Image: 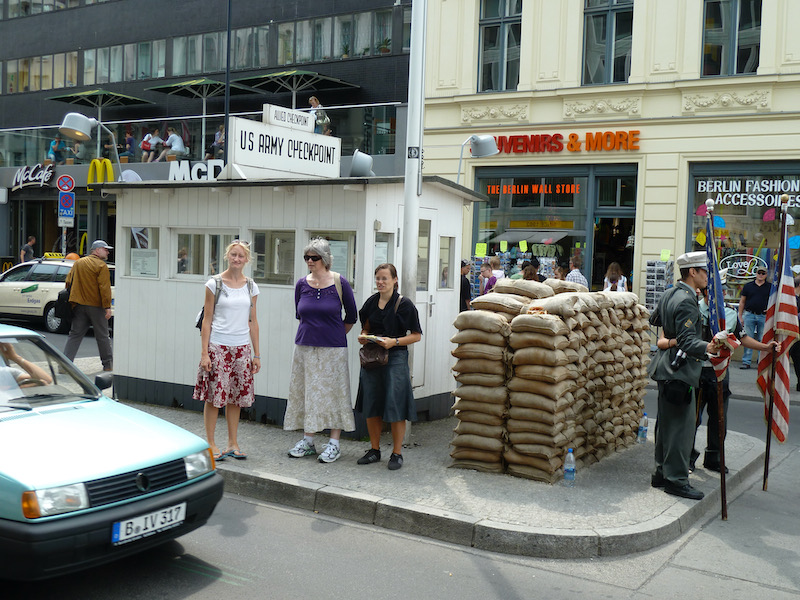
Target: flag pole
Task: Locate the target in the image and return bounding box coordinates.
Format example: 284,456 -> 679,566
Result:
763,193 -> 789,491
706,198 -> 728,519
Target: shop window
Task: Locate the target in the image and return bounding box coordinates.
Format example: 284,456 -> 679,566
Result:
478,0 -> 522,92
127,227 -> 159,278
598,175 -> 636,207
438,236 -> 455,289
702,0 -> 761,77
582,0 -> 633,85
417,220 -> 431,291
307,231 -> 357,286
252,230 -> 295,285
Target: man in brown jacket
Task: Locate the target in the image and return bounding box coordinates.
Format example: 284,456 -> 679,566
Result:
64,240 -> 113,371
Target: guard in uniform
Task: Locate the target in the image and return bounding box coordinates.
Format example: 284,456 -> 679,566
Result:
648,251 -> 717,500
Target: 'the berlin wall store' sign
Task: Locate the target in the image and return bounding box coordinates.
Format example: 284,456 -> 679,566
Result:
228,115 -> 341,179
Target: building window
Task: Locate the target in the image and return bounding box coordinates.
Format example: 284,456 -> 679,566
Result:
233,26 -> 270,69
334,15 -> 354,58
417,220 -> 431,291
278,22 -> 295,66
478,0 -> 522,92
438,237 -> 455,289
373,9 -> 392,55
174,232 -> 235,277
252,230 -> 295,285
402,6 -> 412,52
582,0 -> 633,85
127,227 -> 159,278
702,0 -> 761,76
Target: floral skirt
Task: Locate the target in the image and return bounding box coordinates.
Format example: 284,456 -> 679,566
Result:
193,342 -> 254,409
284,345 -> 355,433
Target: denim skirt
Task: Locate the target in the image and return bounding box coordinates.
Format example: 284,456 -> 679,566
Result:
355,347 -> 417,423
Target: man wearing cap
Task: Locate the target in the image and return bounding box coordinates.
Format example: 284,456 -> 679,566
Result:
658,269 -> 778,474
64,240 -> 114,371
460,260 -> 472,312
737,266 -> 770,369
649,251 -> 718,500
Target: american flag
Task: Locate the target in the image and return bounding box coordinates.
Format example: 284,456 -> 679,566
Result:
705,216 -> 740,380
756,219 -> 800,443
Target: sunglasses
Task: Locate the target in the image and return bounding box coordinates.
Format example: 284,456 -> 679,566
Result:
303,255 -> 322,262
756,270 -> 767,275
232,239 -> 250,246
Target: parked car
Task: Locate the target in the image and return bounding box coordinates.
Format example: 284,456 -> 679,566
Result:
0,324 -> 223,581
0,258 -> 115,334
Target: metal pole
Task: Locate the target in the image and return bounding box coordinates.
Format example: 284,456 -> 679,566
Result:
223,0 -> 232,164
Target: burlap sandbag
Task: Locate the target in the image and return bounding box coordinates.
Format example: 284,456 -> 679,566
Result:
449,459 -> 505,474
452,358 -> 505,376
507,418 -> 565,436
493,277 -> 555,299
510,313 -> 569,336
514,363 -> 579,383
451,343 -> 505,361
503,448 -> 562,472
453,385 -> 508,405
509,390 -> 572,412
456,410 -> 505,427
527,295 -> 578,318
450,447 -> 503,463
544,278 -> 589,294
512,347 -> 570,367
454,420 -> 505,440
509,332 -> 570,350
450,329 -> 507,347
452,398 -> 507,417
513,443 -> 562,459
508,431 -> 569,447
454,372 -> 506,387
508,406 -> 566,424
471,292 -> 528,314
573,292 -> 600,313
450,433 -> 505,453
507,377 -> 577,398
453,310 -> 511,335
506,463 -> 561,484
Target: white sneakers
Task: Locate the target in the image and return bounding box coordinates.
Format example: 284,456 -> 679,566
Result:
288,438 -> 342,463
318,443 -> 341,463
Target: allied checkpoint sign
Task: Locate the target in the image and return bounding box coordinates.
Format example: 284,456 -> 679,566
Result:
227,115 -> 340,179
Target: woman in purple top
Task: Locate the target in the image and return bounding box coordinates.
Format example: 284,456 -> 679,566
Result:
285,238 -> 358,463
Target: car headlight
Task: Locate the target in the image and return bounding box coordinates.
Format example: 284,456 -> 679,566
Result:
22,483 -> 89,519
184,449 -> 214,479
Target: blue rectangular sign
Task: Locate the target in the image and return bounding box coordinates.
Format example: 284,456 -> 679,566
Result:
58,192 -> 75,218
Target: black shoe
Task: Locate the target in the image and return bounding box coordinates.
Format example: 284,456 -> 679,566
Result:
664,483 -> 704,500
388,453 -> 403,470
689,459 -> 696,474
703,461 -> 729,474
357,448 -> 381,465
651,473 -> 666,488
740,364 -> 750,370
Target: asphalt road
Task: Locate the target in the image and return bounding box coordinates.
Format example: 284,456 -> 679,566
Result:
0,316 -> 102,359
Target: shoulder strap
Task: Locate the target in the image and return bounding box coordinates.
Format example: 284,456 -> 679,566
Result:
393,294 -> 403,314
331,271 -> 343,305
246,277 -> 253,297
212,275 -> 223,307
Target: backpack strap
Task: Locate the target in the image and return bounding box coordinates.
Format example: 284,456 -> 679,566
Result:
211,275 -> 223,313
331,271 -> 343,305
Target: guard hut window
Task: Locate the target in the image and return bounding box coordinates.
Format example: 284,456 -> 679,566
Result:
126,227 -> 160,278
582,0 -> 633,86
702,0 -> 761,77
252,230 -> 295,286
478,0 -> 522,92
439,236 -> 455,289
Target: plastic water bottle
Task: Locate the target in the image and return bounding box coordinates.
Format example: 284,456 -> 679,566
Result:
637,412 -> 648,444
563,448 -> 576,487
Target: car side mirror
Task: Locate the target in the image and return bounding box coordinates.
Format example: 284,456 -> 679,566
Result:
94,372 -> 113,390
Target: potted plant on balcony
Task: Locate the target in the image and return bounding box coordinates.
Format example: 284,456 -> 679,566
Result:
341,43 -> 350,59
377,38 -> 391,54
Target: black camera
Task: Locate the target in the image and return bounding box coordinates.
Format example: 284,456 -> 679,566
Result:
670,349 -> 688,370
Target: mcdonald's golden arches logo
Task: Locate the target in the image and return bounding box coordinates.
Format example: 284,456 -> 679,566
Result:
87,158 -> 114,190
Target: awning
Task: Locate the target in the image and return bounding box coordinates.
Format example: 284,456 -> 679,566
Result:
233,69 -> 359,109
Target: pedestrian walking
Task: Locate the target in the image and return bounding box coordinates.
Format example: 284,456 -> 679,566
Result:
648,251 -> 718,500
355,264 -> 422,470
63,240 -> 114,372
566,255 -> 589,288
19,235 -> 35,263
193,240 -> 260,462
284,238 -> 358,464
737,265 -> 770,369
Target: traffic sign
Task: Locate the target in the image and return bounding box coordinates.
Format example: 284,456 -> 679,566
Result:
57,174 -> 75,192
59,191 -> 75,218
58,217 -> 74,228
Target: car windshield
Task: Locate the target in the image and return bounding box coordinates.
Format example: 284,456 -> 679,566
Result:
0,336 -> 99,408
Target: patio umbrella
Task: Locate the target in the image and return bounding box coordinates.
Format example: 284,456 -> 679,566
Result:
49,89 -> 152,155
233,69 -> 359,109
147,78 -> 260,157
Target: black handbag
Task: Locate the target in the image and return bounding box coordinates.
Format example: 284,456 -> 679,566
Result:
55,286 -> 72,321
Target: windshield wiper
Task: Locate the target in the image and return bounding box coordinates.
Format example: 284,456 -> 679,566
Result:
1,403 -> 33,412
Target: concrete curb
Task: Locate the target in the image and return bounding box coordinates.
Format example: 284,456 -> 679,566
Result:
217,444 -> 765,558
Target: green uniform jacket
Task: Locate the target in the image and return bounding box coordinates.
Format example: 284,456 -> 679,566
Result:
648,281 -> 708,387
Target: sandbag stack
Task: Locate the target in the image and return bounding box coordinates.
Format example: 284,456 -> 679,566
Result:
449,278 -> 651,484
449,310 -> 513,473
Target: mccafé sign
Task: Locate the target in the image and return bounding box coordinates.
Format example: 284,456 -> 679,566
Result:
494,130 -> 640,154
11,163 -> 54,191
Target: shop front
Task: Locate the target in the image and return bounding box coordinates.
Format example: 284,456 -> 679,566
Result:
473,163 -> 637,290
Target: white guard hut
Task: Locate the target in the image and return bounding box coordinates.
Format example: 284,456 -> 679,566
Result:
103,174 -> 482,435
